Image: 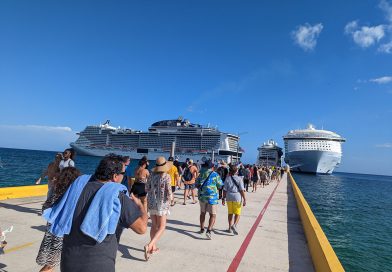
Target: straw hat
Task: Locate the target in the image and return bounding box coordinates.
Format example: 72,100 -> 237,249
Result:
152,156 -> 173,173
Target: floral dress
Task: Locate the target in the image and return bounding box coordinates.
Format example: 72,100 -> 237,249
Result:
36,194 -> 63,267
146,172 -> 172,216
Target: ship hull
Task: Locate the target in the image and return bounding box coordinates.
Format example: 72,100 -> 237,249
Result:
284,150 -> 341,174
70,143 -> 235,163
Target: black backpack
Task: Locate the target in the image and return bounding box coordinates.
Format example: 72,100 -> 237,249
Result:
183,167 -> 193,182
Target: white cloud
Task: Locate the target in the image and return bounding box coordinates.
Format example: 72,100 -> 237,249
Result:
0,124 -> 72,132
378,41 -> 392,53
369,76 -> 392,84
345,20 -> 385,48
376,143 -> 392,148
379,0 -> 392,22
291,23 -> 323,51
0,124 -> 76,151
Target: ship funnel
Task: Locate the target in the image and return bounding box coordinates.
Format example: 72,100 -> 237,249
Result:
307,123 -> 315,130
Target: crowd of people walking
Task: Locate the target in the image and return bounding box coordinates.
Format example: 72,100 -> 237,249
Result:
34,151 -> 284,271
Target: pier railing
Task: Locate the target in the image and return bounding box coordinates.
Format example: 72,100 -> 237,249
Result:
288,172 -> 344,272
0,184 -> 48,201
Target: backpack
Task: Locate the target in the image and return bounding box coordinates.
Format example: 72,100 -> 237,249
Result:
183,166 -> 193,182
217,167 -> 227,181
244,169 -> 251,180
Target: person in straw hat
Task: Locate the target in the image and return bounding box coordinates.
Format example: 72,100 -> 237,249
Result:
144,156 -> 173,260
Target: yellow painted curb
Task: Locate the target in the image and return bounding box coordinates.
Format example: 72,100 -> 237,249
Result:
0,184 -> 48,201
4,240 -> 39,254
289,172 -> 345,272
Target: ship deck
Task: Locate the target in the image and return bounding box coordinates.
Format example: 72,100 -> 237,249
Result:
0,174 -> 314,272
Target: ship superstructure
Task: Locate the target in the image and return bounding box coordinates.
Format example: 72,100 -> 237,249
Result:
70,118 -> 242,163
257,140 -> 283,167
283,124 -> 345,174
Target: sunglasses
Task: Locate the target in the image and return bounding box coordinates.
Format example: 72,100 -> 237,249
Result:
117,171 -> 126,175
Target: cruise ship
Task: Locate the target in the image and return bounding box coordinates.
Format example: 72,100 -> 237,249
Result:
257,140 -> 283,167
283,124 -> 345,174
70,118 -> 242,163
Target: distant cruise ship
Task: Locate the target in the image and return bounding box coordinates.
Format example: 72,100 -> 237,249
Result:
257,140 -> 283,167
283,124 -> 345,174
70,118 -> 242,163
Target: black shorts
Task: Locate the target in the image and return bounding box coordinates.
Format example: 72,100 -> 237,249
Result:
131,182 -> 147,197
171,186 -> 176,193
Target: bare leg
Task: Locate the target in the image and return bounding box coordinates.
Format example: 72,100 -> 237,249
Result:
207,214 -> 216,231
228,214 -> 234,229
183,189 -> 188,204
200,212 -> 206,230
191,188 -> 197,203
139,196 -> 148,213
234,214 -> 241,225
148,215 -> 167,252
150,215 -> 158,241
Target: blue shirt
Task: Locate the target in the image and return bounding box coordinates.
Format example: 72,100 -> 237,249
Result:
196,169 -> 223,205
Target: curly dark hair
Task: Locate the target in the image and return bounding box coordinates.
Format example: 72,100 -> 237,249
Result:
54,167 -> 81,196
94,155 -> 124,181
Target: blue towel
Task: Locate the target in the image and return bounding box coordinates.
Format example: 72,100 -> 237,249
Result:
43,174 -> 91,237
80,182 -> 128,243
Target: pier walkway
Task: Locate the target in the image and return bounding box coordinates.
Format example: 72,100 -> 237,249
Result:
0,174 -> 314,272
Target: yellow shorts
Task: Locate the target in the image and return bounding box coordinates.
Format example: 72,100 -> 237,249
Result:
227,201 -> 242,215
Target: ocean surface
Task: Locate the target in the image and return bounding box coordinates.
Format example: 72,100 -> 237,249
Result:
293,172 -> 392,272
1,147 -> 391,271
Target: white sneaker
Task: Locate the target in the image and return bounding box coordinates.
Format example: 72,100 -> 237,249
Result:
205,231 -> 212,240
231,225 -> 239,235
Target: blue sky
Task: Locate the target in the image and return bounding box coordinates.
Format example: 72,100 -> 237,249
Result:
0,0 -> 391,175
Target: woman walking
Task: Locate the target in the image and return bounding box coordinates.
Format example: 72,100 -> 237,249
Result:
222,164 -> 246,235
144,157 -> 173,261
132,156 -> 150,213
251,165 -> 259,192
35,153 -> 62,200
36,167 -> 81,272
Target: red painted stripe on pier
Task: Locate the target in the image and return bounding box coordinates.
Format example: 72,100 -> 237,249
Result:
227,179 -> 282,272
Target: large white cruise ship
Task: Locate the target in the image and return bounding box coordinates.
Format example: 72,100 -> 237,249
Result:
283,124 -> 345,174
257,140 -> 283,167
70,118 -> 242,163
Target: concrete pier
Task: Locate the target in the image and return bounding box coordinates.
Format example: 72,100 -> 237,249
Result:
0,174 -> 315,272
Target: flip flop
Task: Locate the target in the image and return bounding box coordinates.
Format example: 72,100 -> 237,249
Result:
144,245 -> 150,261
192,200 -> 198,204
151,248 -> 160,255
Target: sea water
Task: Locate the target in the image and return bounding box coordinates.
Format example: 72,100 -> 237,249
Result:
0,147 -> 391,271
293,172 -> 392,272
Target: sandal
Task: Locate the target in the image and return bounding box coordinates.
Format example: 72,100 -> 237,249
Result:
151,248 -> 160,255
144,245 -> 151,261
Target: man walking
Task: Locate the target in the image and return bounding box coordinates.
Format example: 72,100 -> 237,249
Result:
44,154 -> 147,272
196,160 -> 223,240
182,159 -> 198,205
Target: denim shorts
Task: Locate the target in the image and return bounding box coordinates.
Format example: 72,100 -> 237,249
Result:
184,183 -> 195,190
